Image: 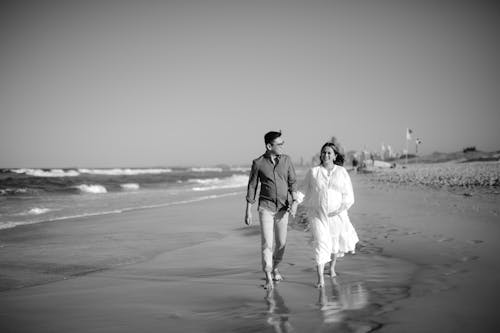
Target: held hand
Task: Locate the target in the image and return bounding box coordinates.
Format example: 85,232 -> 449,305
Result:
289,202 -> 299,218
327,210 -> 340,217
245,210 -> 252,226
328,204 -> 346,217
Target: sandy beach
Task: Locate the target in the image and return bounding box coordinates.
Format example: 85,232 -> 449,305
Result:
1,173 -> 499,332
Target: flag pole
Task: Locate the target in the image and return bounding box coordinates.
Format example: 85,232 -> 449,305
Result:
414,140 -> 417,164
405,138 -> 408,166
405,128 -> 409,166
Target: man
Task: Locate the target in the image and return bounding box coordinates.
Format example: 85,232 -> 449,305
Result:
245,131 -> 299,290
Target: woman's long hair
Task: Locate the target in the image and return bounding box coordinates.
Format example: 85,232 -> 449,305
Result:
319,142 -> 344,166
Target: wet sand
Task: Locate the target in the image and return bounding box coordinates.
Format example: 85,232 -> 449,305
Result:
0,175 -> 499,332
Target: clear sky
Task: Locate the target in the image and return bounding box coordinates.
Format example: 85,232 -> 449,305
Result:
1,0 -> 499,167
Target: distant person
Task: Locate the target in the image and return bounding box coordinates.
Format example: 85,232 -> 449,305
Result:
352,157 -> 358,170
298,142 -> 359,288
245,131 -> 299,290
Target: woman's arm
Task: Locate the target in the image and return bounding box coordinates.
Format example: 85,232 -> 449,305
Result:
328,167 -> 354,216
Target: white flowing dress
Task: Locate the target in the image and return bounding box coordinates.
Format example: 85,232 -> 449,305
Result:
298,165 -> 359,265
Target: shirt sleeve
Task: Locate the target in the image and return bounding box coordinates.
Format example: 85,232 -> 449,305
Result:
341,167 -> 354,210
246,160 -> 259,204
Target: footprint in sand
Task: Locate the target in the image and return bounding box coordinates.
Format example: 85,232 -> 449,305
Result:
467,239 -> 484,245
460,255 -> 479,262
443,268 -> 469,276
357,243 -> 383,255
436,237 -> 454,242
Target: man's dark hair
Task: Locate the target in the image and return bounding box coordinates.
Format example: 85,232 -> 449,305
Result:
264,131 -> 282,145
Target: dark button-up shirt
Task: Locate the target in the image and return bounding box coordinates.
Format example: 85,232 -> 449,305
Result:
246,153 -> 298,212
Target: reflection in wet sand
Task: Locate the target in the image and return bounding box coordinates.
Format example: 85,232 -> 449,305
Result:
318,277 -> 369,328
265,288 -> 293,333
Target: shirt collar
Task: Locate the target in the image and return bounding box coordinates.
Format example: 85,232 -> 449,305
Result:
264,151 -> 280,163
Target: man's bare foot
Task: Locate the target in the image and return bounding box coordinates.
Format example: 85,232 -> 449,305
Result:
264,280 -> 274,290
264,272 -> 274,290
316,281 -> 325,289
272,269 -> 283,282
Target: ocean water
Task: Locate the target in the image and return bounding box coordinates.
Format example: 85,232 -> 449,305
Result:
0,167 -> 250,230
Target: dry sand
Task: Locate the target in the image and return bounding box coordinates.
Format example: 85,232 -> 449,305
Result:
0,175 -> 499,332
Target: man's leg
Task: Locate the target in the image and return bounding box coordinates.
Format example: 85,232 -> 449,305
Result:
272,209 -> 289,281
259,208 -> 275,289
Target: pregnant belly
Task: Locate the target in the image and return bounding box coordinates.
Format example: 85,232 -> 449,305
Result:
327,189 -> 342,213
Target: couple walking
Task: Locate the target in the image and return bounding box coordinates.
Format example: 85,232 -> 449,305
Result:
245,131 -> 359,289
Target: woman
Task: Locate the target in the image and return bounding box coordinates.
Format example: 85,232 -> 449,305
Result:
299,142 -> 359,288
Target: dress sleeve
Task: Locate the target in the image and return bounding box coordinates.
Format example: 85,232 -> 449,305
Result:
341,167 -> 354,210
287,157 -> 298,197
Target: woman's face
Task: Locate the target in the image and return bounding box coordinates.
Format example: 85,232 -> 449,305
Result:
321,146 -> 336,164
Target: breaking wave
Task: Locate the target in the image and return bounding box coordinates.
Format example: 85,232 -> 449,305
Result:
190,167 -> 224,172
75,184 -> 108,194
0,191 -> 243,230
18,207 -> 53,216
191,174 -> 248,191
11,169 -> 80,177
0,188 -> 29,195
9,168 -> 173,177
120,183 -> 140,190
78,168 -> 172,175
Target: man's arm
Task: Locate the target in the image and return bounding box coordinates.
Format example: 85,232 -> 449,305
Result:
245,160 -> 259,225
246,160 -> 259,204
328,167 -> 355,217
245,201 -> 253,225
287,157 -> 299,217
287,157 -> 298,200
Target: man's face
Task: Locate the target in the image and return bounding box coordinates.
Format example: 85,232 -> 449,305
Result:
268,137 -> 285,155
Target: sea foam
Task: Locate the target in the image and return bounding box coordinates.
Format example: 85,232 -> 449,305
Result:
11,168 -> 80,177
190,167 -> 223,172
120,183 -> 140,190
26,207 -> 52,215
0,188 -> 29,195
230,167 -> 251,172
15,207 -> 53,216
191,174 -> 249,191
0,191 -> 244,231
78,168 -> 172,175
75,184 -> 108,194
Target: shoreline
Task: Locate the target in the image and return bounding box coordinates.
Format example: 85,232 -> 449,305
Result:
1,177 -> 499,332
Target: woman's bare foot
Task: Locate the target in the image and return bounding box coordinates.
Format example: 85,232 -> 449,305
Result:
316,280 -> 325,289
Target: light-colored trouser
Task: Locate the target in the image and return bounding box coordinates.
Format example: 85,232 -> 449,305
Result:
259,207 -> 289,273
